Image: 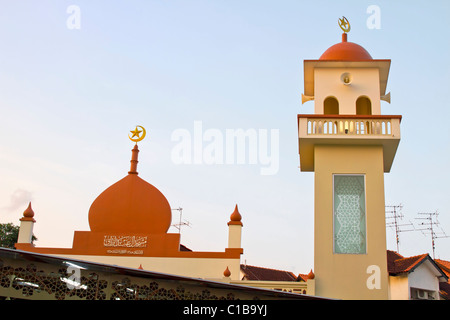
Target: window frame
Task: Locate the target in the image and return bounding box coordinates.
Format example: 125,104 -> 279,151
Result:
332,174 -> 368,255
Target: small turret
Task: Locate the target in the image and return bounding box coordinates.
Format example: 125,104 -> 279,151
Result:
17,202 -> 36,244
227,204 -> 243,249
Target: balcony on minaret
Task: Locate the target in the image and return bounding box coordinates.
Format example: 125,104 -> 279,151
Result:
297,114 -> 401,172
298,29 -> 402,174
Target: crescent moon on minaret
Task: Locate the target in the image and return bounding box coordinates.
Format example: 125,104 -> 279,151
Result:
128,125 -> 147,143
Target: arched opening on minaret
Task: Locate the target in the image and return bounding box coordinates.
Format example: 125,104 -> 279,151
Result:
323,96 -> 339,115
356,96 -> 372,115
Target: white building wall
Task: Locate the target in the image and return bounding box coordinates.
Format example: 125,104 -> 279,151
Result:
408,262 -> 440,292
48,254 -> 242,281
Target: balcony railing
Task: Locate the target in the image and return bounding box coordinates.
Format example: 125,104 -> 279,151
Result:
298,114 -> 402,137
297,114 -> 402,172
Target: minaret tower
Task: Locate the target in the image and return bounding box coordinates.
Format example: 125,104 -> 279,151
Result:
298,17 -> 401,300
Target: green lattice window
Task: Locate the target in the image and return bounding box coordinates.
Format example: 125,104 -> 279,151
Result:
333,175 -> 366,254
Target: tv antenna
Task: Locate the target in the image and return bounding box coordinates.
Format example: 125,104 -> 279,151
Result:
385,204 -> 415,253
415,210 -> 449,259
171,207 -> 191,234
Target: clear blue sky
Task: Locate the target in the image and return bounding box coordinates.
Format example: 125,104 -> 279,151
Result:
0,0 -> 449,274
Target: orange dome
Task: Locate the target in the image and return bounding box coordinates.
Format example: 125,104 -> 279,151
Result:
20,202 -> 35,222
88,144 -> 172,234
223,266 -> 231,278
228,204 -> 243,226
319,33 -> 372,61
23,202 -> 34,218
88,174 -> 172,234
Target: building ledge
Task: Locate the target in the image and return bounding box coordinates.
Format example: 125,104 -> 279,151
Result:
298,114 -> 401,172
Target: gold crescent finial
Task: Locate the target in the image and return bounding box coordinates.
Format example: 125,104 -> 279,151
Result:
128,125 -> 146,143
338,16 -> 351,33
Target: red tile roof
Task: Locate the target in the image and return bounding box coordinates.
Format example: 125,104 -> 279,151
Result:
435,259 -> 450,300
435,259 -> 450,277
296,274 -> 309,282
296,269 -> 315,282
387,250 -> 429,275
387,250 -> 448,278
240,264 -> 299,281
387,251 -> 449,299
440,282 -> 450,300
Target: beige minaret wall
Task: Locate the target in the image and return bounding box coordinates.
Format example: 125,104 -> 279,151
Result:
314,68 -> 381,115
313,145 -> 389,299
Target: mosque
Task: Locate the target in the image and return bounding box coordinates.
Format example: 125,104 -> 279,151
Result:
15,135 -> 244,282
8,18 -> 450,300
